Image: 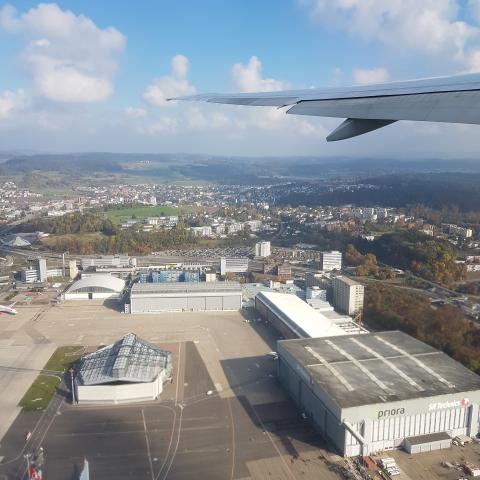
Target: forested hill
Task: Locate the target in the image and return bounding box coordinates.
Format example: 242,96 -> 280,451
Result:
1,153 -> 122,173
277,173 -> 480,211
356,230 -> 465,286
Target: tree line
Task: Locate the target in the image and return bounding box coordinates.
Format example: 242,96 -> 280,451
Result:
365,283 -> 480,373
24,211 -> 116,235
25,212 -> 199,255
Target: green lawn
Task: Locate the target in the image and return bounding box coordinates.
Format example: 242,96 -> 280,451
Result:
104,204 -> 199,224
19,346 -> 83,411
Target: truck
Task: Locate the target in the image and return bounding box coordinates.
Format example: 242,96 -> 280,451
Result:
379,458 -> 401,477
464,462 -> 480,477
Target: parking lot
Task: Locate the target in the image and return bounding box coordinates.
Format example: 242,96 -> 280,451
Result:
0,302 -> 347,479
149,246 -> 253,260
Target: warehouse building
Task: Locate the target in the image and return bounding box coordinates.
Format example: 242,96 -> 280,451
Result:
255,291 -> 353,339
75,333 -> 172,404
64,274 -> 126,300
130,281 -> 242,313
277,331 -> 480,456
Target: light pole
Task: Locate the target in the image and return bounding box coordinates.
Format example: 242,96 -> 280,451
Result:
69,367 -> 76,404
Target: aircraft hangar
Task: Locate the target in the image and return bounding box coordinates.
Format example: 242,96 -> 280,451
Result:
277,331 -> 480,457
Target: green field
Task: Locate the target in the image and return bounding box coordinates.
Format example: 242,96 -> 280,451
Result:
104,204 -> 198,224
41,232 -> 105,247
19,346 -> 83,411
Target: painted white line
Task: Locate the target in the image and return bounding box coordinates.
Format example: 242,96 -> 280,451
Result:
142,409 -> 155,480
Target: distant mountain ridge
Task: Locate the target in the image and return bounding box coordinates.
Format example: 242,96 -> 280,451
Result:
2,152 -> 480,182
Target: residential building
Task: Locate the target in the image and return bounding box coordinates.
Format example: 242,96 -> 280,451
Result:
276,263 -> 291,278
333,276 -> 364,315
319,250 -> 342,272
255,241 -> 271,258
21,267 -> 39,283
37,257 -> 47,283
69,260 -> 78,280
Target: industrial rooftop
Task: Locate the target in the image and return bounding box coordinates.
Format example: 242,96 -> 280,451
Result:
257,290 -> 347,338
279,331 -> 480,408
76,333 -> 172,386
131,281 -> 241,295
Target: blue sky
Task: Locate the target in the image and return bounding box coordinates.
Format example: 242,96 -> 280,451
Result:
1,0 -> 480,157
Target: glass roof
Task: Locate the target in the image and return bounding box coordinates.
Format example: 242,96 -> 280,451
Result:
76,333 -> 172,386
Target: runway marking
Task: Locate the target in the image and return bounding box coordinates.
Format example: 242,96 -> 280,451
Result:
142,409 -> 155,480
155,342 -> 183,480
54,424 -> 226,437
227,396 -> 236,480
160,404 -> 183,480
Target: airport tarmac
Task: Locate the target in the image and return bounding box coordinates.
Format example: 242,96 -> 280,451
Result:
0,302 -> 344,479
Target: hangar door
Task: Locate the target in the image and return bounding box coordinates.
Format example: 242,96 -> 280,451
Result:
187,296 -> 206,311
163,297 -> 188,311
205,296 -> 223,310
223,295 -> 241,310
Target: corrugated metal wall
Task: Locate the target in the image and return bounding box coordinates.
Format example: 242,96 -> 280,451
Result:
369,407 -> 469,445
278,357 -> 345,454
131,293 -> 241,313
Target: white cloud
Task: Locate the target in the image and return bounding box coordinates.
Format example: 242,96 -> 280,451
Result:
231,56 -> 286,92
0,89 -> 28,120
0,3 -> 125,103
303,0 -> 479,68
125,106 -> 147,118
143,54 -> 196,106
185,107 -> 208,129
144,117 -> 177,135
171,54 -> 189,78
138,54 -> 327,140
352,67 -> 390,85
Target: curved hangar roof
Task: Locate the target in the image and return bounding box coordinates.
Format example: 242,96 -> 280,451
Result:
67,274 -> 125,293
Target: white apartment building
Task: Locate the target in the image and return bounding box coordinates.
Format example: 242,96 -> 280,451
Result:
220,257 -> 249,276
255,241 -> 271,258
69,260 -> 78,280
38,258 -> 47,283
333,276 -> 364,316
320,250 -> 342,272
21,267 -> 39,283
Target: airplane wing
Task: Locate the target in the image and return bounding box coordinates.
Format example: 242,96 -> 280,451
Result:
169,73 -> 480,141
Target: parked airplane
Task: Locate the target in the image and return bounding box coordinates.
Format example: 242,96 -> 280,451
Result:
170,72 -> 480,141
0,302 -> 17,315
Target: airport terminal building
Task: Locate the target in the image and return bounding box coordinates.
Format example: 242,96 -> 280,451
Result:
277,331 -> 480,456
